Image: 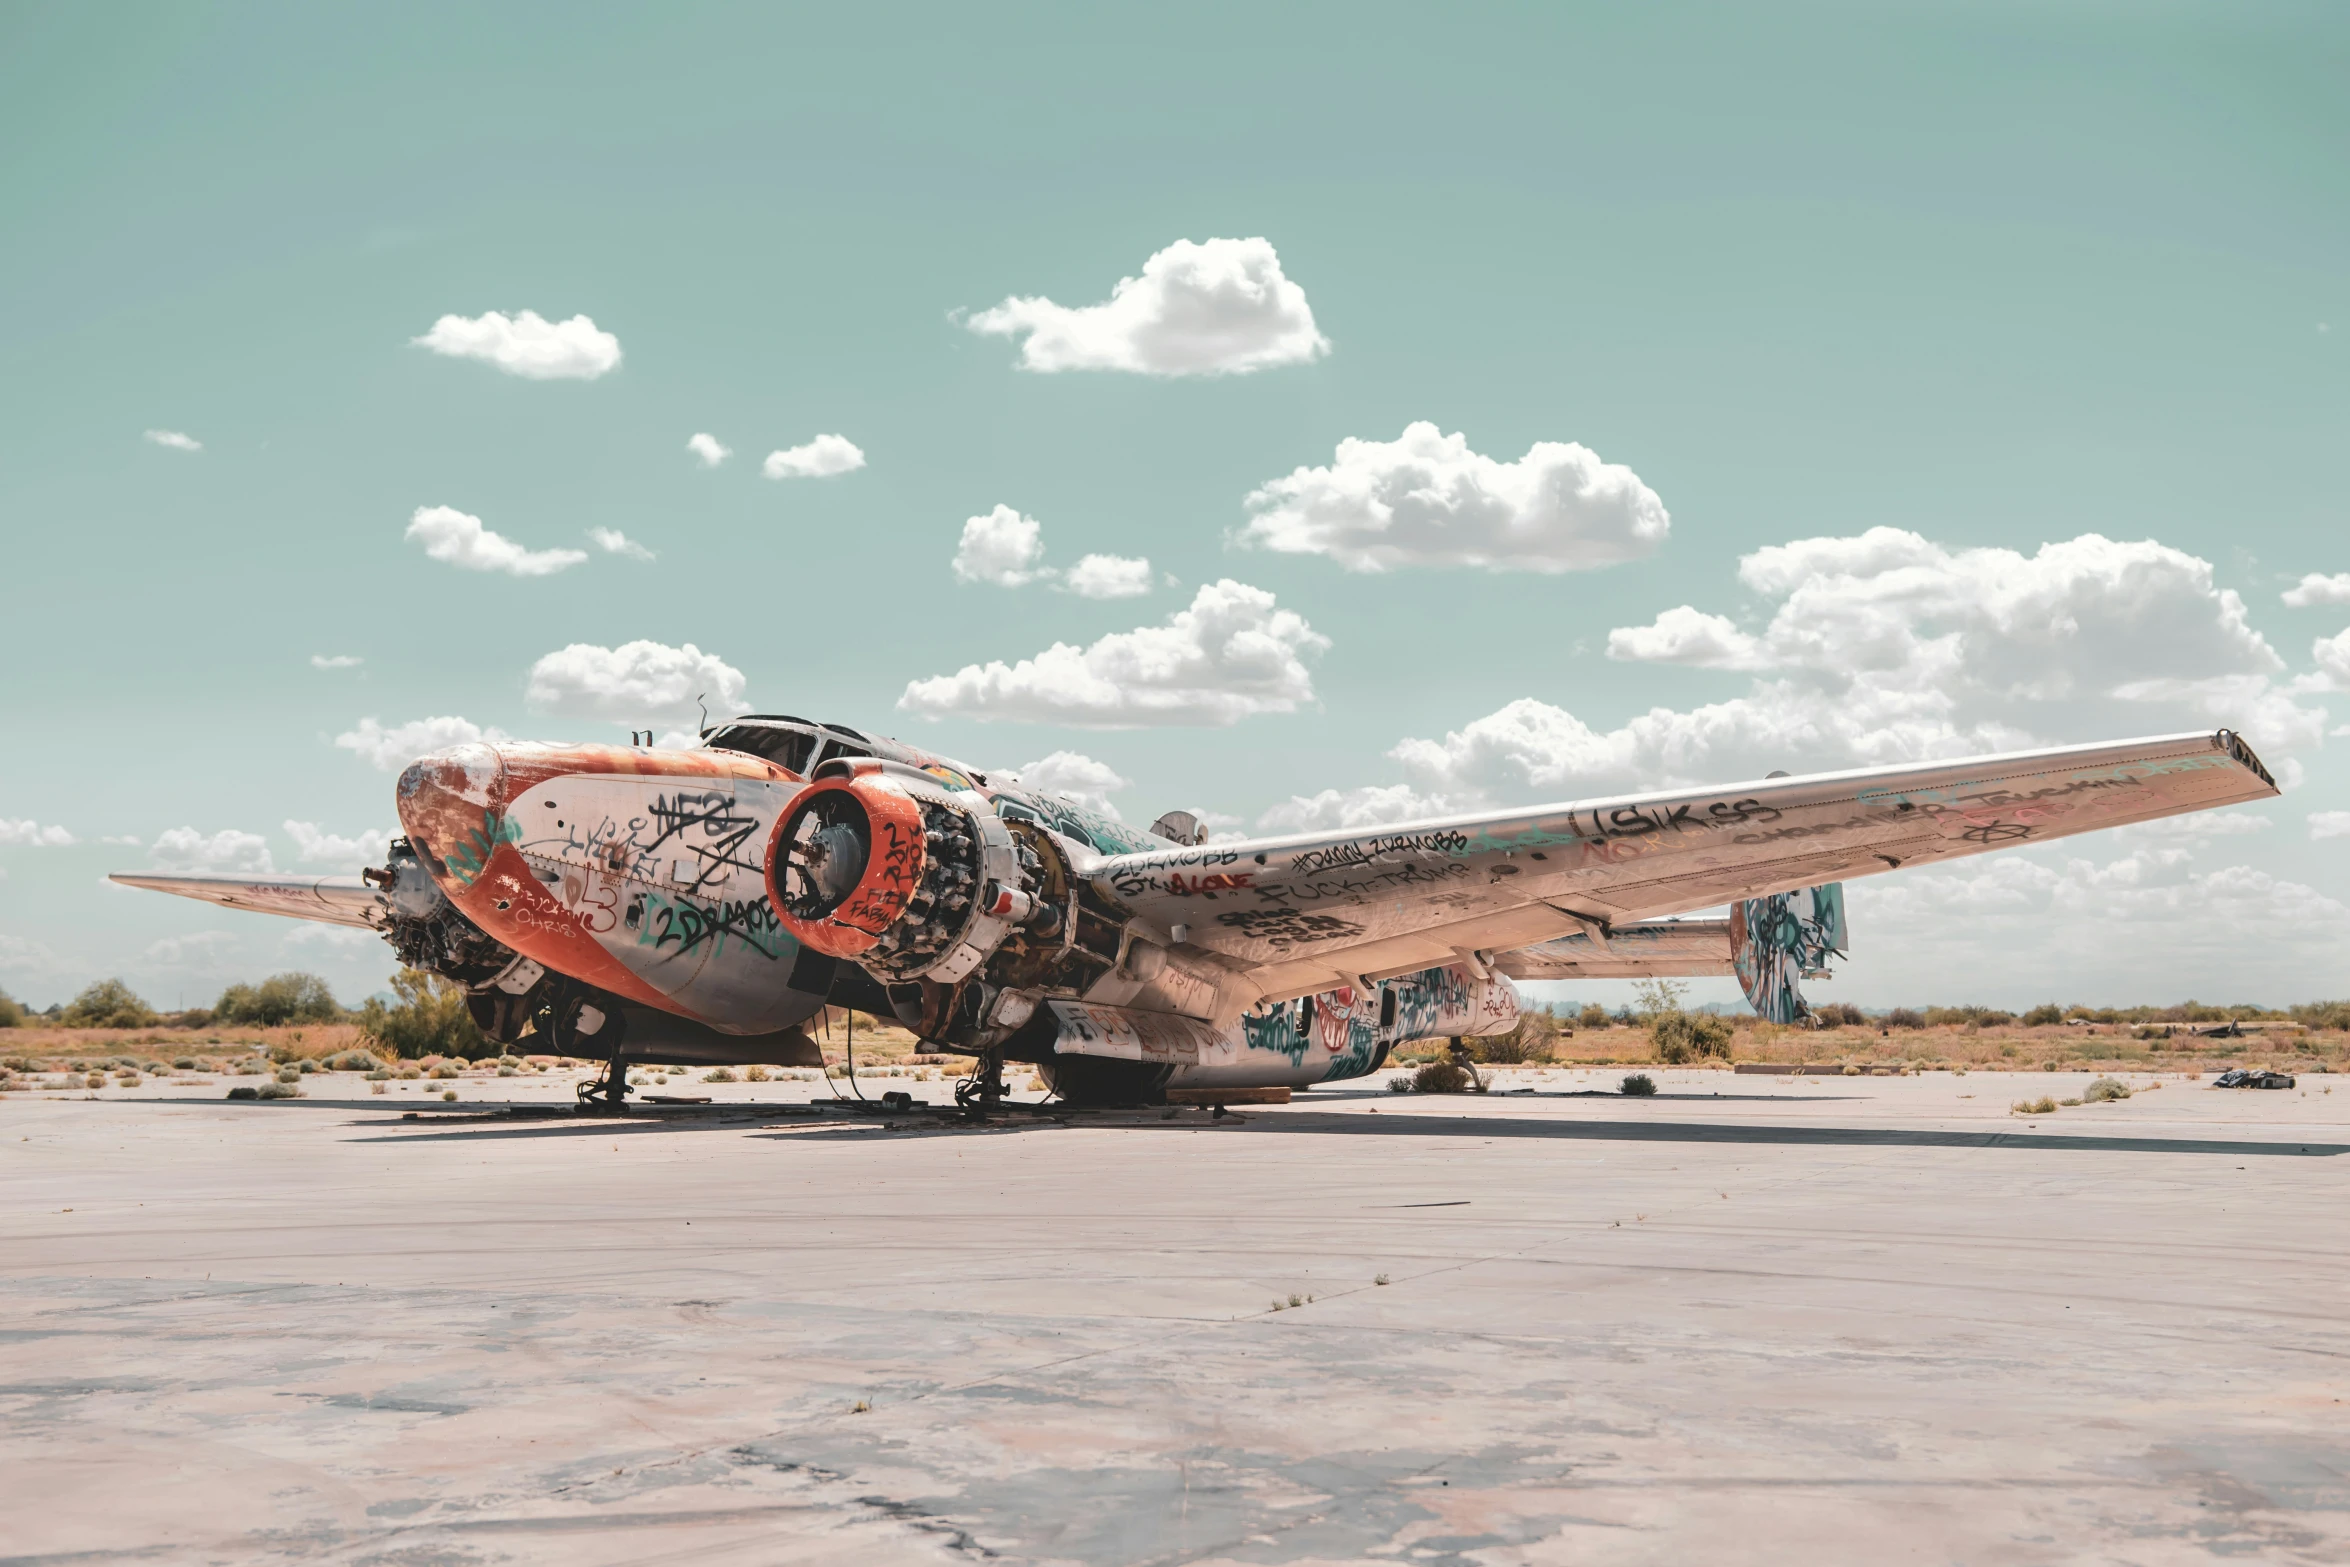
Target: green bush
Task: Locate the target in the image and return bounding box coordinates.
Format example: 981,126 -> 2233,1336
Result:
0,987 -> 24,1029
214,973 -> 342,1027
1884,1008 -> 1925,1029
2020,1003 -> 2066,1027
1410,1060 -> 1474,1094
1621,1073 -> 1657,1096
1577,1002 -> 1611,1030
2291,1000 -> 2350,1031
1651,1010 -> 1732,1065
356,970 -> 493,1061
2083,1077 -> 2132,1102
60,979 -> 158,1030
1475,1014 -> 1556,1064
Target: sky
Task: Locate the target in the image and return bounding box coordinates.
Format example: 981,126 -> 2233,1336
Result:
2,1 -> 2346,1012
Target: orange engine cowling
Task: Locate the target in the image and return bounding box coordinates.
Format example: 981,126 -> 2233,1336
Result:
762,762 -> 1044,984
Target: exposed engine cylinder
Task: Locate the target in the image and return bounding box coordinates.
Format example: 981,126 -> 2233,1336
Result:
763,764 -> 1040,984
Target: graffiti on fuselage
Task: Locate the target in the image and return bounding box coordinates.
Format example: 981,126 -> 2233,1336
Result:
1236,963 -> 1518,1084
632,887 -> 794,964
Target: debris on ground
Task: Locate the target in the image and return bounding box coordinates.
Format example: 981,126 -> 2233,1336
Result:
2212,1068 -> 2295,1089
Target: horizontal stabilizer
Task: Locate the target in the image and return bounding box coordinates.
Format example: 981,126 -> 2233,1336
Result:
108,872 -> 392,930
1496,920 -> 1735,981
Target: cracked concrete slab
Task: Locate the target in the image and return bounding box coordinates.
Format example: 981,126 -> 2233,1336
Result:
2,1069 -> 2345,1563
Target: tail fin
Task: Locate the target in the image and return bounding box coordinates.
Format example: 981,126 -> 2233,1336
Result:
1731,882 -> 1847,1024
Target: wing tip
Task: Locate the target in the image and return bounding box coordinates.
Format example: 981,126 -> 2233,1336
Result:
2216,729 -> 2278,792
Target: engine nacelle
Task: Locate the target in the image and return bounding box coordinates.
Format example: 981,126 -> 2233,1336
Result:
763,762 -> 1044,985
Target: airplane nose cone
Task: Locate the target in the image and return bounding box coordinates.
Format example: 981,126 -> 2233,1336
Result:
395,743 -> 509,886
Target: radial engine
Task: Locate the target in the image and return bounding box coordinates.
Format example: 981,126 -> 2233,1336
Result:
763,759 -> 1130,1050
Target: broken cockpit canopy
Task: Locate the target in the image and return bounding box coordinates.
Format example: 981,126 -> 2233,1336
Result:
702,715 -> 878,777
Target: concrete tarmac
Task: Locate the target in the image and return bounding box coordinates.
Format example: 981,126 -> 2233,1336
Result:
4,1067 -> 2346,1565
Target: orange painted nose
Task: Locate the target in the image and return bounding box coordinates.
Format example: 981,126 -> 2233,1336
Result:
395,743 -> 511,892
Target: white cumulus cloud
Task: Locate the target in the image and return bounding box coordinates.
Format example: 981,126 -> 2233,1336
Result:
899,579 -> 1328,727
150,827 -> 274,874
966,236 -> 1329,377
334,716 -> 511,772
412,310 -> 621,380
0,819 -> 76,847
2311,811 -> 2350,841
1849,845 -> 2348,999
1255,784 -> 1458,835
589,527 -> 655,561
145,930 -> 240,966
1240,422 -> 1669,573
763,434 -> 865,479
310,654 -> 362,670
1605,606 -> 1768,669
686,432 -> 730,467
953,505 -> 1050,586
526,640 -> 747,726
2282,572 -> 2350,608
283,821 -> 389,870
1384,530 -> 2318,805
1065,554 -> 1154,600
1005,752 -> 1132,818
406,505 -> 588,577
2114,810 -> 2272,843
144,429 -> 201,452
2306,627 -> 2350,692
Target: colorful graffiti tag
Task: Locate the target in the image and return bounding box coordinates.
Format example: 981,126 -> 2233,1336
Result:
1731,882 -> 1847,1024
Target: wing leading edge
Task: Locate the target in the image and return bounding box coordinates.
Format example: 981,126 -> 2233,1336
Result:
107,873 -> 393,930
1094,729 -> 2276,1004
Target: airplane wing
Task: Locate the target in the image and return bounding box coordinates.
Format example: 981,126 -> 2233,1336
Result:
107,872 -> 393,930
1495,919 -> 1734,980
1092,729 -> 2276,1003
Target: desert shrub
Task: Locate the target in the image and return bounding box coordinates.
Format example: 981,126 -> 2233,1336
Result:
276,1067 -> 301,1084
214,973 -> 341,1027
2020,1003 -> 2066,1027
1651,1010 -> 1732,1065
357,969 -> 492,1060
1621,1073 -> 1656,1096
704,1067 -> 737,1082
2083,1077 -> 2131,1102
61,978 -> 158,1030
175,1007 -> 213,1029
1633,978 -> 1690,1020
1883,1008 -> 1925,1030
427,1062 -> 459,1079
1811,1002 -> 1867,1028
2013,1096 -> 2058,1115
325,1050 -> 383,1072
2291,1000 -> 2350,1031
1476,1014 -> 1555,1065
1411,1060 -> 1474,1094
0,988 -> 24,1029
745,1064 -> 770,1082
1923,1005 -> 2009,1028
255,1081 -> 302,1100
1578,1003 -> 1611,1030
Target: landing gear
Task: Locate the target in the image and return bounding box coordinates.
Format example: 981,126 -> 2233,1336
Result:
553,991 -> 629,1113
575,1046 -> 631,1112
954,1048 -> 1006,1115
